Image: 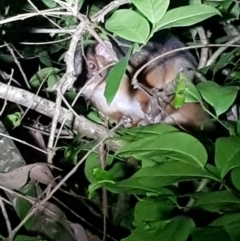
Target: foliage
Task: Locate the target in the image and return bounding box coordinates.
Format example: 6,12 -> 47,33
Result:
1,0 -> 240,241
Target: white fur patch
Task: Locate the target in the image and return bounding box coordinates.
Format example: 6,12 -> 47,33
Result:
83,82 -> 145,119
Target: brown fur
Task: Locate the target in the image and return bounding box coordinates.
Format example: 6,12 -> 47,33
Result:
76,38 -> 213,130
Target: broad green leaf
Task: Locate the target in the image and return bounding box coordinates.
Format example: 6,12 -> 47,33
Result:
215,137 -> 240,178
117,123 -> 178,137
108,162 -> 126,180
87,110 -> 103,124
127,161 -> 218,183
131,0 -> 169,24
211,49 -> 239,76
105,9 -> 150,43
117,132 -> 208,167
123,216 -> 194,241
204,0 -> 239,22
134,197 -> 173,222
155,5 -> 221,31
197,82 -> 239,116
189,0 -> 202,4
89,162 -> 218,195
0,54 -> 14,63
193,218 -> 240,241
93,168 -> 114,181
41,0 -> 57,8
38,50 -> 52,67
152,216 -> 195,241
185,80 -> 202,103
192,191 -> 240,212
84,153 -> 114,183
14,235 -> 44,241
231,167 -> 240,191
13,184 -> 36,231
211,213 -> 240,226
47,74 -> 60,88
30,67 -> 60,88
104,48 -> 131,104
89,179 -> 173,196
192,227 -> 231,241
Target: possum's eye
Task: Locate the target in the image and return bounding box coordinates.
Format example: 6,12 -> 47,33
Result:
88,61 -> 97,72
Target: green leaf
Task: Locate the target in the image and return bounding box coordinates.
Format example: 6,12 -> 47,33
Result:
215,137 -> 240,178
105,9 -> 150,43
155,5 -> 221,31
86,110 -> 103,124
189,0 -> 202,4
14,235 -> 45,241
173,75 -> 186,108
89,178 -> 172,195
13,186 -> 37,233
29,67 -> 60,88
125,161 -> 218,184
117,132 -> 208,167
6,112 -> 22,128
123,216 -> 194,241
47,74 -> 60,88
192,227 -> 231,241
38,50 -> 52,67
104,48 -> 131,104
210,213 -> 240,227
93,168 -> 114,181
41,0 -> 57,8
84,153 -> 114,183
90,162 -> 218,195
134,197 -> 173,222
117,123 -> 178,137
197,82 -> 239,116
130,0 -> 169,24
231,167 -> 240,191
192,191 -> 240,213
193,216 -> 240,241
204,0 -> 239,22
108,162 -> 126,180
185,80 -> 202,103
0,54 -> 15,63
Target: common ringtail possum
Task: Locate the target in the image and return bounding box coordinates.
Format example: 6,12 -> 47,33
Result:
74,34 -> 212,130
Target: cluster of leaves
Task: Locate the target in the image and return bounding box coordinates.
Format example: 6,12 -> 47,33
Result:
1,0 -> 240,241
85,125 -> 240,241
82,1 -> 240,241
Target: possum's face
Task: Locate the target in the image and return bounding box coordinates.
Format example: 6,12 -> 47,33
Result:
74,41 -> 118,96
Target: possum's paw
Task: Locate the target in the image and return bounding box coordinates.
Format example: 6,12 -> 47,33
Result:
120,115 -> 133,128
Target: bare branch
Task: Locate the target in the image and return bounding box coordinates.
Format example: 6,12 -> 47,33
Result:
196,27 -> 209,68
0,82 -> 120,151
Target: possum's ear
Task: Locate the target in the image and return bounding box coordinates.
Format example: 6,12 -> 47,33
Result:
74,49 -> 83,76
95,40 -> 117,62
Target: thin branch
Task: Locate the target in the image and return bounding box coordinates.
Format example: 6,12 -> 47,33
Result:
0,195 -> 12,240
0,132 -> 47,154
10,122 -> 122,239
5,43 -> 31,89
98,143 -> 108,241
184,179 -> 209,212
207,35 -> 240,66
131,43 -> 240,88
91,0 -> 131,22
27,0 -> 63,31
0,8 -> 68,25
0,81 -> 120,151
196,27 -> 209,68
47,0 -> 131,163
0,69 -> 14,116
